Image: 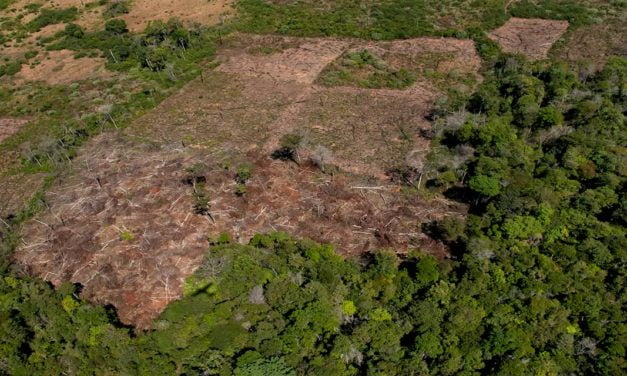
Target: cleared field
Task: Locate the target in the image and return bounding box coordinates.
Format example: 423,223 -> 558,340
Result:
121,0 -> 234,31
488,17 -> 569,60
14,34 -> 476,327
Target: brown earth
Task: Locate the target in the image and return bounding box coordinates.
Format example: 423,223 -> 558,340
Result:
15,34 -> 478,328
121,0 -> 235,32
15,49 -> 109,85
489,17 -> 569,60
0,117 -> 30,143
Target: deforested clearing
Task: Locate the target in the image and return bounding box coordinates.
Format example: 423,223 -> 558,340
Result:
14,34 -> 478,327
121,0 -> 235,32
489,17 -> 569,60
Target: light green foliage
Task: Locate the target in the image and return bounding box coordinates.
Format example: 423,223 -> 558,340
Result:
341,300 -> 357,316
318,49 -> 416,89
469,174 -> 501,197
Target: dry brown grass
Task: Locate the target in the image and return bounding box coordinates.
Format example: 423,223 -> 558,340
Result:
556,20 -> 627,69
489,17 -> 569,61
14,49 -> 110,85
121,0 -> 235,32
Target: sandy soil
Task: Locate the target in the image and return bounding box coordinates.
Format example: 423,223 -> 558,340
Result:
121,0 -> 234,32
489,17 -> 569,60
15,49 -> 109,85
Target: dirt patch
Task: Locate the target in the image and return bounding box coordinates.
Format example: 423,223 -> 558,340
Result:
15,49 -> 109,85
133,34 -> 480,176
121,0 -> 235,32
0,117 -> 30,143
14,133 -> 465,328
352,37 -> 481,74
489,17 -> 569,60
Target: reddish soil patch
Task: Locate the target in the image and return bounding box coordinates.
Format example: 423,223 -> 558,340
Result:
489,17 -> 569,60
15,49 -> 109,85
14,133 -> 464,327
0,117 -> 30,143
121,0 -> 234,32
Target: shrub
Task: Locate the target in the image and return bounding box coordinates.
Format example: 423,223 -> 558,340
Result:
64,23 -> 85,38
0,60 -> 22,78
27,7 -> 78,32
104,19 -> 128,34
104,0 -> 130,18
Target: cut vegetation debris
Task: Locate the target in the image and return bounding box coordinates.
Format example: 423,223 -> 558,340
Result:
14,133 -> 465,327
15,34 -> 476,327
488,17 -> 569,60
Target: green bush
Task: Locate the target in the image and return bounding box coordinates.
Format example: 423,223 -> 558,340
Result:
64,23 -> 84,38
104,18 -> 128,34
0,60 -> 22,78
0,0 -> 15,11
104,0 -> 130,18
27,7 -> 78,32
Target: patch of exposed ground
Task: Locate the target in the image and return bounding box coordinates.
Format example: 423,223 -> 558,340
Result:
489,17 -> 569,60
121,0 -> 235,32
17,35 -> 478,328
556,21 -> 627,70
0,117 -> 30,143
14,133 -> 465,328
0,173 -> 45,219
218,38 -> 349,84
15,49 -> 109,85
